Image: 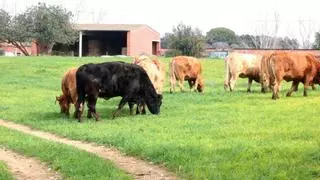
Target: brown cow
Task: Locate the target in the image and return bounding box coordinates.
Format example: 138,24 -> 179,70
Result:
169,56 -> 204,93
224,52 -> 263,92
263,52 -> 320,99
56,67 -> 78,116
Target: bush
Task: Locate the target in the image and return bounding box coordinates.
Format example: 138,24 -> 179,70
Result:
0,49 -> 4,56
164,49 -> 182,57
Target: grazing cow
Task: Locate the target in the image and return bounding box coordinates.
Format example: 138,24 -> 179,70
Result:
263,52 -> 320,99
224,52 -> 263,92
132,55 -> 166,113
169,56 -> 204,93
75,61 -> 163,122
56,67 -> 78,117
133,55 -> 165,94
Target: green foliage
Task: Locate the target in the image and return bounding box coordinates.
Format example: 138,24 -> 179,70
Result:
168,23 -> 205,57
0,56 -> 320,179
0,126 -> 130,179
164,49 -> 182,57
160,33 -> 172,49
23,3 -> 77,54
206,27 -> 237,45
0,161 -> 14,180
0,3 -> 76,55
313,32 -> 320,49
0,9 -> 11,42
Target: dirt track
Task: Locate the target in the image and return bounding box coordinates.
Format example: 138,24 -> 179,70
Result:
0,148 -> 61,180
0,119 -> 177,180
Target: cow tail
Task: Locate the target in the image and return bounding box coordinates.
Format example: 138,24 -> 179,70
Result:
268,55 -> 276,88
75,70 -> 86,119
224,56 -> 230,90
169,59 -> 176,93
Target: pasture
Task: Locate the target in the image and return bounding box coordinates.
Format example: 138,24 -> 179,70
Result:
0,56 -> 319,179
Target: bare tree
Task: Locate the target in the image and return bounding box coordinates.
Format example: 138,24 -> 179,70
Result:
90,7 -> 107,24
248,10 -> 280,49
298,19 -> 315,49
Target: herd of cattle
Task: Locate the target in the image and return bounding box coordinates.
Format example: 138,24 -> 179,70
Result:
56,55 -> 203,122
225,52 -> 320,99
56,51 -> 320,122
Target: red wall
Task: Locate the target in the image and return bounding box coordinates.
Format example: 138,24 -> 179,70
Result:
0,42 -> 37,55
127,26 -> 160,56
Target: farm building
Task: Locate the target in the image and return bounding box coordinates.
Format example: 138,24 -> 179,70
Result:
63,24 -> 161,57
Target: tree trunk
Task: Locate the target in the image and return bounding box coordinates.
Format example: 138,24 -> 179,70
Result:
9,40 -> 30,56
37,42 -> 54,55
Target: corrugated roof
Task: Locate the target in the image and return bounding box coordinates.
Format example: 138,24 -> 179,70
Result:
75,24 -> 147,31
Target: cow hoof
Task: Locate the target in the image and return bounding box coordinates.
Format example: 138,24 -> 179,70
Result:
247,89 -> 251,93
286,93 -> 291,97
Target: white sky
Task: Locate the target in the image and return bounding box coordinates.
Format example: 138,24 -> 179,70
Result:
2,0 -> 320,42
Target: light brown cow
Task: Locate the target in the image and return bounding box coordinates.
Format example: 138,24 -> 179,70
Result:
169,56 -> 204,93
133,55 -> 165,94
56,67 -> 78,116
224,52 -> 263,92
263,52 -> 320,99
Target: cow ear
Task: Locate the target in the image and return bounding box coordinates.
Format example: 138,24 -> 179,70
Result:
157,94 -> 163,100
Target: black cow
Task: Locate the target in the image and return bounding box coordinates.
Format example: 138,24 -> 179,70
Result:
75,61 -> 163,122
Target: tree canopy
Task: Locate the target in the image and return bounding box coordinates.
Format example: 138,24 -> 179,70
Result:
167,23 -> 205,57
206,27 -> 237,45
0,3 -> 77,55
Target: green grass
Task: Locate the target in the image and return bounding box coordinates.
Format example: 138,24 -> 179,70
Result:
0,56 -> 320,179
0,161 -> 14,180
0,126 -> 130,180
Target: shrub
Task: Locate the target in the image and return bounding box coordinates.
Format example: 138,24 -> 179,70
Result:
165,49 -> 182,57
0,49 -> 4,56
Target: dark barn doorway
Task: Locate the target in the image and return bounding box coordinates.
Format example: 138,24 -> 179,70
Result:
54,31 -> 128,57
152,41 -> 159,55
82,31 -> 127,56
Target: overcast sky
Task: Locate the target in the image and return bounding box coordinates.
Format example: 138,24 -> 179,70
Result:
2,0 -> 320,42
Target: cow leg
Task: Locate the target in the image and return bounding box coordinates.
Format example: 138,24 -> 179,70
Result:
229,74 -> 238,92
286,81 -> 299,97
247,78 -> 253,92
113,96 -> 129,119
188,80 -> 194,91
141,103 -> 146,114
128,102 -> 135,115
178,79 -> 185,92
169,77 -> 176,93
87,95 -> 100,121
192,77 -> 201,92
271,79 -> 280,100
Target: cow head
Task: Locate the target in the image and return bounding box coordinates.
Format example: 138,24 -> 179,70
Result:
145,93 -> 163,114
197,76 -> 205,93
56,95 -> 69,114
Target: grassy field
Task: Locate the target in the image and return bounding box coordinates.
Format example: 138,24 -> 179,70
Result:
0,56 -> 319,179
0,126 -> 130,179
0,161 -> 14,180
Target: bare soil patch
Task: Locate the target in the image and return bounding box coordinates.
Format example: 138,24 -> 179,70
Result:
0,120 -> 177,180
0,148 -> 61,180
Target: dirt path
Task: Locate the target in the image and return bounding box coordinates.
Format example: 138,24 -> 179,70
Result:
0,120 -> 178,180
0,148 -> 61,180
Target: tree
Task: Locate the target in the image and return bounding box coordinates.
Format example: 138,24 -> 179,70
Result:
206,27 -> 237,46
24,3 -> 77,55
0,3 -> 77,55
313,32 -> 320,49
250,11 -> 280,49
168,23 -> 205,57
160,33 -> 172,49
0,9 -> 34,55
